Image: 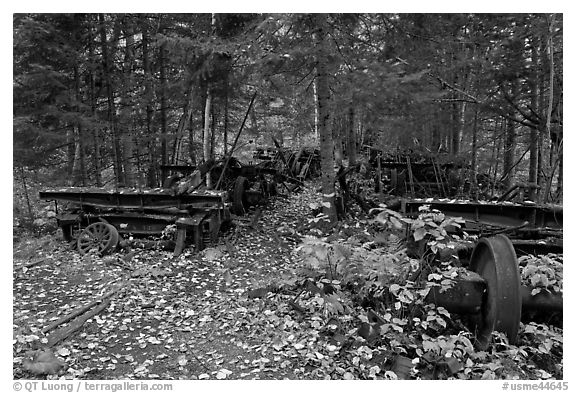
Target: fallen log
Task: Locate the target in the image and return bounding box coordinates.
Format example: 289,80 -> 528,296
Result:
41,282 -> 127,334
46,299 -> 111,347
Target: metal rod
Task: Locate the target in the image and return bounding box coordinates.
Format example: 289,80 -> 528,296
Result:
520,286 -> 563,312
431,277 -> 563,315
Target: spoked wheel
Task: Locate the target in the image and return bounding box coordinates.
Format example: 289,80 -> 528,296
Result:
77,222 -> 119,256
469,234 -> 522,349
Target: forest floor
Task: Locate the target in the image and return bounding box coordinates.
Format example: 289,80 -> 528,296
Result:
13,183 -> 563,380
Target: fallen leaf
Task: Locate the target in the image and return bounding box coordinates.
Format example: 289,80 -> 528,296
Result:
216,368 -> 232,379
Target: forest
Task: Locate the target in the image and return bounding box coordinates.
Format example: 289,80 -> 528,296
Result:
13,13 -> 563,214
13,14 -> 563,382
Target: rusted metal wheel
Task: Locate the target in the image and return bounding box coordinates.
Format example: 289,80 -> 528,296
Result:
469,234 -> 522,349
232,176 -> 249,215
77,222 -> 119,256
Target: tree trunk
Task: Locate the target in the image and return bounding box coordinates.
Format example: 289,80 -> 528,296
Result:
457,100 -> 467,155
347,105 -> 357,165
18,165 -> 34,220
223,79 -> 229,155
210,106 -> 217,158
203,87 -> 213,188
544,14 -> 557,204
188,115 -> 197,165
333,115 -> 343,166
314,14 -> 337,221
450,57 -> 460,155
545,14 -> 555,147
70,17 -> 85,186
66,126 -> 75,183
502,78 -> 518,190
143,18 -> 159,186
173,81 -> 195,164
556,144 -> 563,201
431,112 -> 441,152
502,113 -> 516,190
91,125 -> 102,187
470,108 -> 479,198
536,34 -> 549,202
451,101 -> 460,155
313,75 -> 319,140
134,135 -> 142,187
71,126 -> 86,186
120,18 -> 135,187
159,39 -> 168,168
528,39 -> 540,201
457,56 -> 473,157
140,15 -> 156,186
88,17 -> 102,187
99,13 -> 124,187
489,118 -> 503,198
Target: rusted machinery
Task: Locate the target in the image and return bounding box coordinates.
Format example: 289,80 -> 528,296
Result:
423,235 -> 562,349
39,187 -> 231,256
401,198 -> 562,255
254,140 -> 321,182
161,144 -> 320,217
401,199 -> 561,231
161,158 -> 283,216
365,147 -> 464,197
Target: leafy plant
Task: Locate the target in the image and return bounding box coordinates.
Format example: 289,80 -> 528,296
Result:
416,304 -> 452,332
520,322 -> 563,356
404,205 -> 466,250
519,254 -> 563,295
417,331 -> 474,359
371,205 -> 406,232
296,236 -> 413,288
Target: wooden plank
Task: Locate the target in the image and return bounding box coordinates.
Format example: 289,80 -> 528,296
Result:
46,299 -> 112,348
42,284 -> 126,334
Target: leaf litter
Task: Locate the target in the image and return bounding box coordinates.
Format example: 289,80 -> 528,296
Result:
13,184 -> 562,380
